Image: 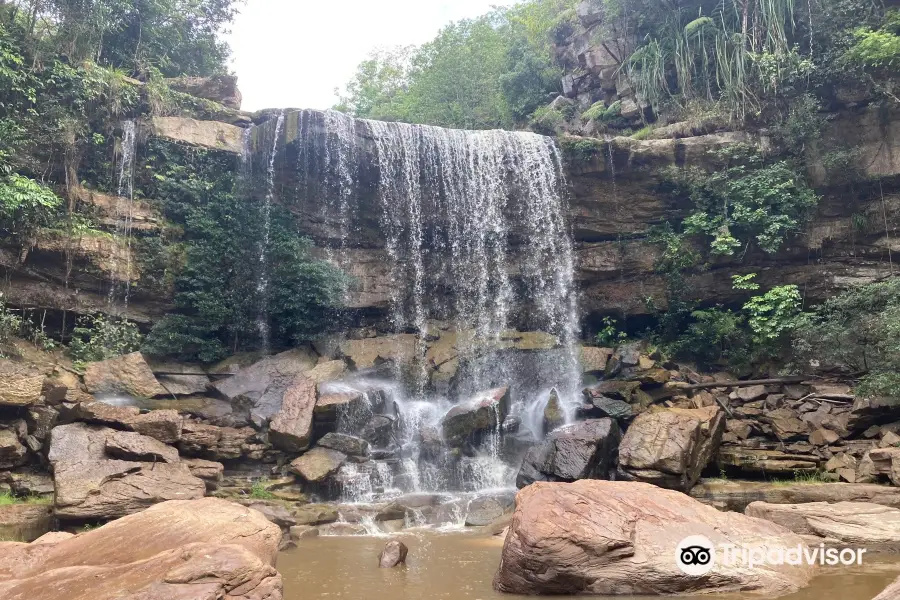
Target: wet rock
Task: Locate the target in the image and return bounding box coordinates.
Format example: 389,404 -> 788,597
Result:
317,432 -> 369,456
306,359 -> 348,383
213,347 -> 317,423
182,458 -> 224,491
292,504 -> 339,525
339,334 -> 418,370
104,430 -> 179,463
542,389 -> 565,434
0,497 -> 283,600
746,501 -> 900,551
290,524 -> 320,540
378,539 -> 409,568
248,501 -> 297,529
319,522 -> 368,536
166,75 -> 243,109
441,386 -> 510,447
82,352 -> 168,398
585,394 -> 633,420
0,504 -> 52,542
516,418 -> 621,488
604,342 -> 642,377
465,492 -> 515,526
0,360 -> 44,407
289,447 -> 347,483
618,406 -> 724,491
361,414 -> 397,447
0,430 -> 27,469
494,480 -> 814,596
269,374 -> 316,452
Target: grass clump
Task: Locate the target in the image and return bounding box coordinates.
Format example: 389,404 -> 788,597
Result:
249,479 -> 275,500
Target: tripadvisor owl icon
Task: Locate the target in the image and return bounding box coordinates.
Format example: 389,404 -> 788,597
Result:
676,535 -> 716,576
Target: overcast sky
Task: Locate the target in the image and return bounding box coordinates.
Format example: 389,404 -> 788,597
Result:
227,0 -> 515,112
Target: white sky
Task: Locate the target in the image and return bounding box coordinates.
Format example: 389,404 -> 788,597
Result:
227,0 -> 516,112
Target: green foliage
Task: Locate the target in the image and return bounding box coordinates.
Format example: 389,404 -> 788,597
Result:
793,278 -> 900,395
0,174 -> 62,238
0,491 -> 50,506
0,293 -> 23,355
595,316 -> 628,346
249,479 -> 275,500
668,306 -> 750,368
139,140 -> 346,362
848,12 -> 900,71
529,105 -> 566,135
742,284 -> 802,346
68,314 -> 143,368
671,146 -> 819,255
581,100 -> 607,122
336,0 -> 577,129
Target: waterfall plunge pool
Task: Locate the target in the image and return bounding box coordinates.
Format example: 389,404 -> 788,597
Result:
279,531 -> 900,599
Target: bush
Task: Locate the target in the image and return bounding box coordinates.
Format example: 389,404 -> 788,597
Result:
0,174 -> 63,239
69,315 -> 143,368
529,105 -> 566,135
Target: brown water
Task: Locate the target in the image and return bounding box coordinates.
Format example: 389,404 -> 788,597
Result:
279,531 -> 900,600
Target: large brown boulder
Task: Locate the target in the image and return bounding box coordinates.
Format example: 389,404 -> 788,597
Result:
516,418 -> 621,487
618,405 -> 725,491
494,480 -> 814,596
0,360 -> 44,407
289,447 -> 346,483
268,374 -> 316,452
441,387 -> 510,447
746,501 -> 900,551
0,429 -> 27,469
48,423 -> 205,520
0,497 -> 282,600
213,348 -> 317,424
179,421 -> 256,460
82,352 -> 168,398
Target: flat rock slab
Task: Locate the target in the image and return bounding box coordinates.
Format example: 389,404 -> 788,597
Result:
746,501 -> 900,551
494,480 -> 814,596
691,479 -> 900,512
0,497 -> 282,600
83,352 -> 168,398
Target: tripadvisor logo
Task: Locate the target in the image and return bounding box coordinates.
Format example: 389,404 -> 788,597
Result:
675,535 -> 868,575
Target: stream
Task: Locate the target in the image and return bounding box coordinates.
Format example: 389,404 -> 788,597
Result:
278,531 -> 900,599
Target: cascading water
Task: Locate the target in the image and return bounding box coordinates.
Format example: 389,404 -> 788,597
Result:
255,111 -> 285,354
107,120 -> 137,313
255,109 -> 582,503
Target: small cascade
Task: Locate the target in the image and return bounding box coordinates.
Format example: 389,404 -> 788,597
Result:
107,120 -> 137,312
255,111 -> 285,354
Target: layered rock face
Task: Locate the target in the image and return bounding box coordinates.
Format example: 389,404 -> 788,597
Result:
494,480 -> 814,596
0,498 -> 283,600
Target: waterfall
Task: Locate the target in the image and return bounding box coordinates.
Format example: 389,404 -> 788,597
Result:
256,111 -> 285,354
107,120 -> 137,313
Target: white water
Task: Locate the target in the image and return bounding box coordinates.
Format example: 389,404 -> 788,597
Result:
256,111 -> 285,354
257,110 -> 583,499
107,120 -> 137,312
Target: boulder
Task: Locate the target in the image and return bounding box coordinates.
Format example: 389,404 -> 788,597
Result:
746,501 -> 900,550
0,504 -> 52,542
494,480 -> 814,596
542,389 -> 565,434
0,497 -> 282,600
146,116 -> 245,154
292,504 -> 339,525
268,374 -> 316,452
0,361 -> 44,406
182,458 -> 224,491
318,522 -> 368,536
213,348 -> 317,424
247,501 -> 296,529
0,430 -> 27,469
516,418 -> 621,488
149,361 -> 210,396
690,479 -> 900,512
360,414 -> 396,447
585,394 -> 633,420
25,406 -> 58,441
315,388 -> 368,427
49,423 -> 206,520
580,346 -> 612,374
104,430 -> 180,463
179,421 -> 255,460
339,334 -> 418,370
441,387 -> 510,446
127,409 -> 182,444
166,75 -> 243,109
5,472 -> 53,496
378,539 -> 408,568
290,447 -> 346,482
465,492 -> 515,526
289,525 -> 320,540
317,432 -> 369,456
42,369 -> 85,405
82,352 -> 167,398
618,406 -> 725,491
